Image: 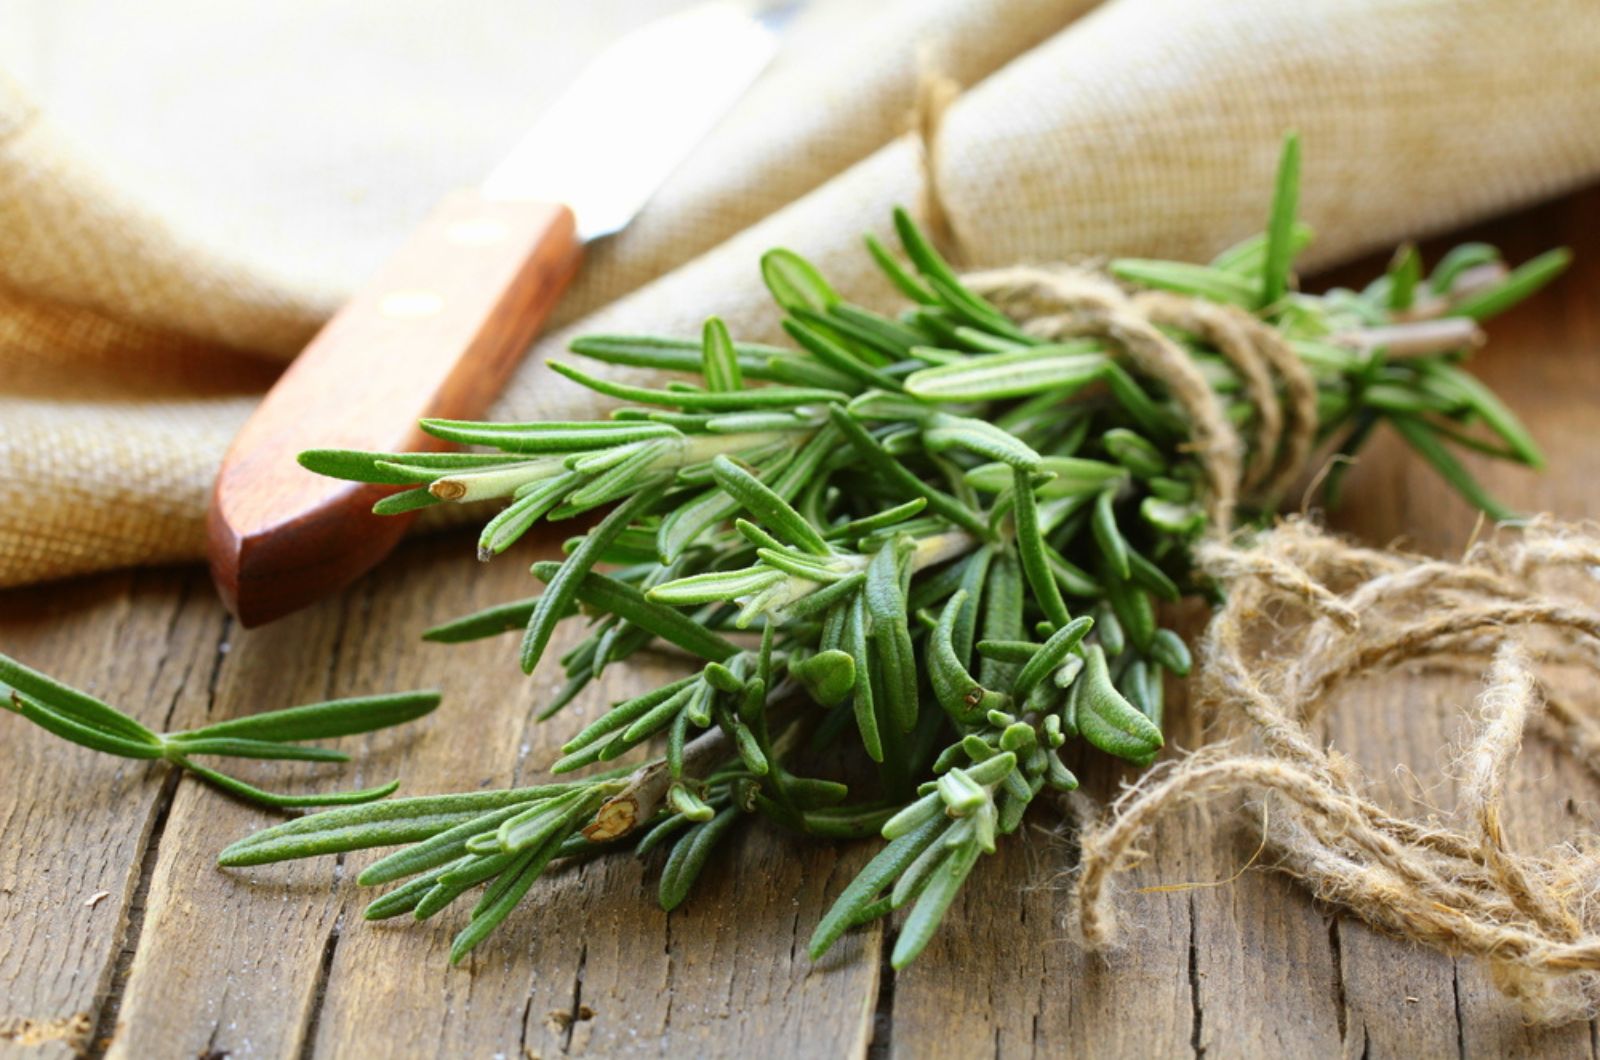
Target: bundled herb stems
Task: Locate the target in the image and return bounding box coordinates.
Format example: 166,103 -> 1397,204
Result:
5,136 -> 1567,970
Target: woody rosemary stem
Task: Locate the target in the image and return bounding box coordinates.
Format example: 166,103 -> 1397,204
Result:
586,709 -> 739,839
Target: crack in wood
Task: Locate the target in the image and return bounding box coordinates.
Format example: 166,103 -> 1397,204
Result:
865,930 -> 895,1059
295,914 -> 343,1060
321,581 -> 363,703
789,904 -> 800,966
204,616 -> 233,722
84,770 -> 180,1060
517,983 -> 538,1060
86,595 -> 230,1058
1329,918 -> 1348,1047
146,574 -> 196,731
985,892 -> 999,1051
661,901 -> 676,1047
559,942 -> 588,1054
1451,962 -> 1467,1060
283,581 -> 379,1059
1188,893 -> 1204,1059
202,997 -> 227,1059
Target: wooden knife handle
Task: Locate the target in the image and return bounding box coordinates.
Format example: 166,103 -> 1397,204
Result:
208,192 -> 581,626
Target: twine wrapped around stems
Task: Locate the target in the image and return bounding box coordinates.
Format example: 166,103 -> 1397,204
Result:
965,261 -> 1600,1023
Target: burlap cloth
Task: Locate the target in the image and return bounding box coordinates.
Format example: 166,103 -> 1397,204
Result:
2,0 -> 1599,588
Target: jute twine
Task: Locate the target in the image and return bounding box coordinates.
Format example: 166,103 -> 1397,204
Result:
965,265 -> 1322,531
1078,519 -> 1600,1023
965,263 -> 1600,1023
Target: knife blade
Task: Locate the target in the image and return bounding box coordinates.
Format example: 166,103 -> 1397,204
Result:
208,2 -> 789,627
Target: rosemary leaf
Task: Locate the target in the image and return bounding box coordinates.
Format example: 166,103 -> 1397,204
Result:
1260,131 -> 1302,307
659,805 -> 742,911
522,485 -> 666,674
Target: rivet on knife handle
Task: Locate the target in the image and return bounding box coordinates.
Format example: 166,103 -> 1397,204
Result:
207,195 -> 580,626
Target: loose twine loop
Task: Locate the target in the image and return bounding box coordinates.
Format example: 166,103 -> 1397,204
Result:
1074,519 -> 1600,1023
955,263 -> 1600,1023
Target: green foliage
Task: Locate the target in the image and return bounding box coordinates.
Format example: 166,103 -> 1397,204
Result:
0,653 -> 437,808
258,133 -> 1560,968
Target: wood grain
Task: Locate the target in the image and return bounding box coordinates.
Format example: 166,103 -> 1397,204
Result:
2,185 -> 1599,1059
0,572 -> 225,1058
208,193 -> 581,628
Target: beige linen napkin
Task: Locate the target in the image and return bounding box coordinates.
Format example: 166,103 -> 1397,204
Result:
3,0 -> 1599,589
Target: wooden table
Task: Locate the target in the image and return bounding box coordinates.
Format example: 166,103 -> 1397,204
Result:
4,187 -> 1599,1059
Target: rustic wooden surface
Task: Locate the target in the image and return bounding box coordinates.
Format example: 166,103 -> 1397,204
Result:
3,186 -> 1599,1059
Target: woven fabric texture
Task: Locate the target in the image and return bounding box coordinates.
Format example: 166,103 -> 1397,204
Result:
2,0 -> 1598,587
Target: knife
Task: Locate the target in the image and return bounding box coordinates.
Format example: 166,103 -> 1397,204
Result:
208,3 -> 789,627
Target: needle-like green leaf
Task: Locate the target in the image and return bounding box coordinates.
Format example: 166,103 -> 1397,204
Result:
1012,468 -> 1072,630
178,690 -> 440,744
548,360 -> 849,411
1388,414 -> 1517,521
700,317 -> 744,393
1011,616 -> 1094,699
522,485 -> 665,674
418,419 -> 679,453
1449,248 -> 1570,321
904,347 -> 1106,403
1109,260 -> 1259,308
659,806 -> 742,911
762,248 -> 841,313
711,455 -> 832,556
830,406 -> 989,538
1260,130 -> 1302,307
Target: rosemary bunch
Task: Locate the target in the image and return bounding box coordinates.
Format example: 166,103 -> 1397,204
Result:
228,136 -> 1564,968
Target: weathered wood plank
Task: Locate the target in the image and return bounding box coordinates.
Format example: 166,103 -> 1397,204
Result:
102,575 -> 376,1059
885,712 -> 1196,1058
1188,841 -> 1344,1056
105,534 -> 558,1058
309,536 -> 680,1059
0,570 -> 225,1058
885,794 -> 1196,1058
296,537 -> 583,1060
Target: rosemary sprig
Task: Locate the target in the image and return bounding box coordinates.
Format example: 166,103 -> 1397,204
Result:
0,652 -> 438,808
234,135 -> 1562,966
